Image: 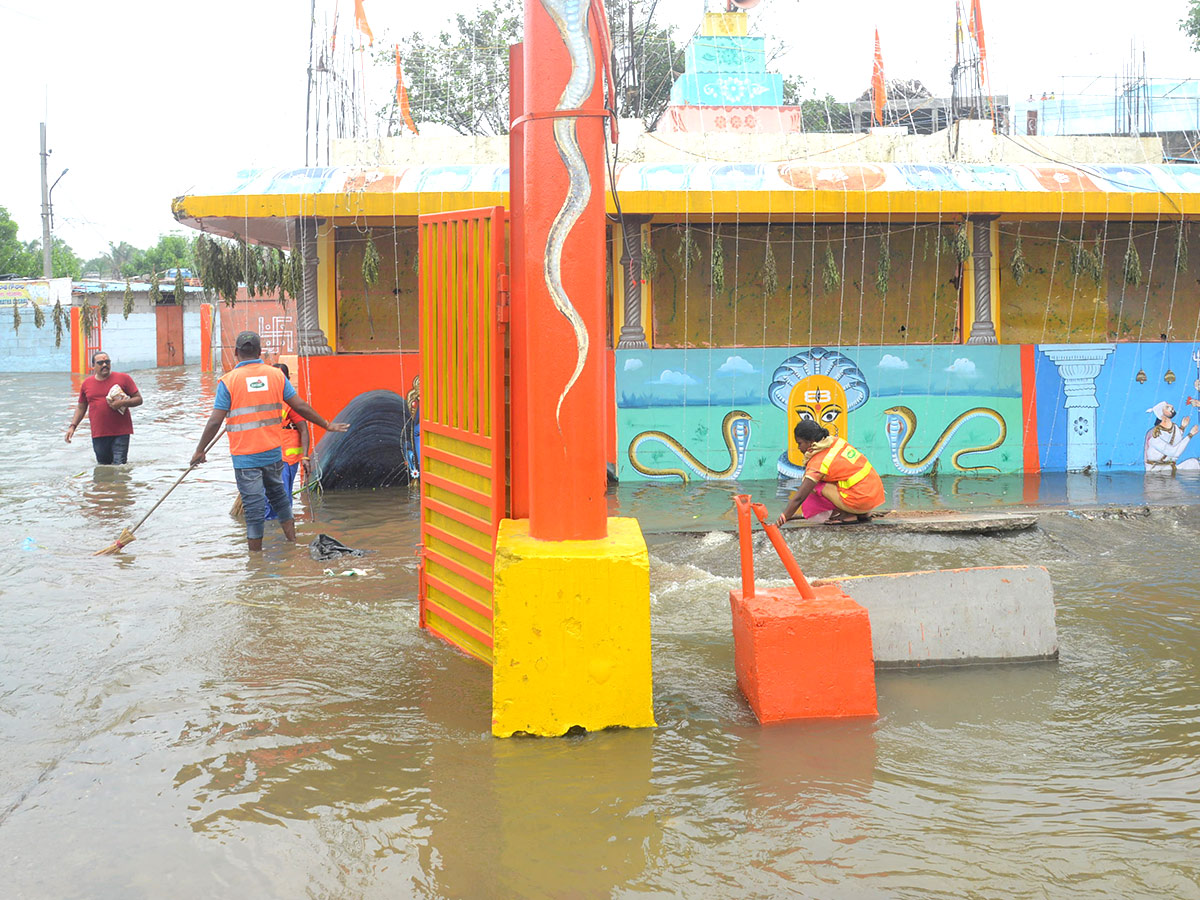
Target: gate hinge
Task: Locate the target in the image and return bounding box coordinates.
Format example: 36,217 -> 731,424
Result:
496,266 -> 511,324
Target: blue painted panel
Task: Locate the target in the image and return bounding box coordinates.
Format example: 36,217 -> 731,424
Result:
670,72 -> 783,107
685,36 -> 767,74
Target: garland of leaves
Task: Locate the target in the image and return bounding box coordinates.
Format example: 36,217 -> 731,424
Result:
174,269 -> 186,305
762,238 -> 778,296
1010,231 -> 1030,285
149,271 -> 162,304
80,302 -> 94,339
641,232 -> 658,281
123,280 -> 134,318
676,225 -> 701,272
876,232 -> 892,295
193,233 -> 304,305
1123,241 -> 1143,287
362,234 -> 381,287
98,290 -> 109,324
1068,238 -> 1104,287
822,244 -> 841,294
710,227 -> 725,295
52,300 -> 67,347
948,222 -> 971,263
32,300 -> 44,329
10,301 -> 19,333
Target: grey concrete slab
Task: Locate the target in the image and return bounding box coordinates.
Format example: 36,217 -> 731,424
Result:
814,565 -> 1058,668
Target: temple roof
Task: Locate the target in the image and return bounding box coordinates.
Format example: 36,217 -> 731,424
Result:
173,161 -> 1200,246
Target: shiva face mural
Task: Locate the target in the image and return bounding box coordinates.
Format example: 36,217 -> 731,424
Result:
768,348 -> 869,479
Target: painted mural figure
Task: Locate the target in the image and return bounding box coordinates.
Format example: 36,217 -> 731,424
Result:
768,348 -> 869,480
405,375 -> 421,480
1144,401 -> 1200,473
776,420 -> 886,525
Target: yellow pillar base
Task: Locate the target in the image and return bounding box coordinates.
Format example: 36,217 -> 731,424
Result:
492,517 -> 656,738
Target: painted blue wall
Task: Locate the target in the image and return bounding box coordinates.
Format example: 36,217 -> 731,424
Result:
0,302 -> 71,372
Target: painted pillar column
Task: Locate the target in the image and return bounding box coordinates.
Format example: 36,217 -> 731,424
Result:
521,0 -> 607,541
200,303 -> 213,372
1040,343 -> 1115,472
966,216 -> 998,345
617,215 -> 651,350
298,220 -> 332,356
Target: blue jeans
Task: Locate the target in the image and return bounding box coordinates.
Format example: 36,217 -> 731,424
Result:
235,462 -> 293,540
264,460 -> 299,520
92,434 -> 130,465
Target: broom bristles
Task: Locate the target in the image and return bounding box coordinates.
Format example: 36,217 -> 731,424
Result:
93,528 -> 136,556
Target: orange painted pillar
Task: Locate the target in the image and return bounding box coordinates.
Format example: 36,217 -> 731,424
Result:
520,0 -> 608,541
200,303 -> 213,372
69,306 -> 84,374
508,43 -> 530,520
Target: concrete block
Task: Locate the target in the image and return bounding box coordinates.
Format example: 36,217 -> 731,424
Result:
730,584 -> 877,723
492,517 -> 656,738
815,565 -> 1057,667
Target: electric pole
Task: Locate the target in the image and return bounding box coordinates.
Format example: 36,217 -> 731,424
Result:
40,122 -> 51,278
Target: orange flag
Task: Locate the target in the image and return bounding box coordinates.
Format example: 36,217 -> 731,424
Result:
871,29 -> 887,127
968,0 -> 987,64
396,46 -> 419,135
354,0 -> 373,46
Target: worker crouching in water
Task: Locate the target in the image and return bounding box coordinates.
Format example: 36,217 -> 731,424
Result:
191,331 -> 349,551
776,420 -> 885,526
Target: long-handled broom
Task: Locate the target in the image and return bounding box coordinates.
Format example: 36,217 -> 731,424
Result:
94,428 -> 226,555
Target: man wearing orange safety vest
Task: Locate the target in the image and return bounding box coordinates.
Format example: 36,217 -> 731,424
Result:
190,331 -> 348,551
776,419 -> 885,526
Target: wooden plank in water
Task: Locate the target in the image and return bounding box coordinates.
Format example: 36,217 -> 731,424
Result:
783,510 -> 1038,534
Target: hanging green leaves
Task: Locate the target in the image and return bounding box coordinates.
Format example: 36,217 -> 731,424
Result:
362,234 -> 381,287
876,232 -> 892,295
821,244 -> 841,294
174,270 -> 185,306
762,238 -> 778,297
640,232 -> 658,281
80,302 -> 94,339
1123,241 -> 1142,287
149,271 -> 162,304
32,301 -> 45,330
123,279 -> 134,318
1069,239 -> 1104,287
676,225 -> 701,272
287,248 -> 305,305
1175,222 -> 1188,274
1010,233 -> 1030,285
52,299 -> 67,347
98,290 -> 109,324
710,227 -> 725,295
951,222 -> 971,263
10,301 -> 19,333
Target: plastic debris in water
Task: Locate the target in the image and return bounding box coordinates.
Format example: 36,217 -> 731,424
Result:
323,568 -> 369,577
21,537 -> 37,551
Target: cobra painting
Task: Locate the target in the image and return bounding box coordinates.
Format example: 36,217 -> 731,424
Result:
884,405 -> 1007,474
628,411 -> 753,483
539,0 -> 594,427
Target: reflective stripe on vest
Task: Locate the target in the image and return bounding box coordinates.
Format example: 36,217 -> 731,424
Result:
818,438 -> 873,490
220,363 -> 285,456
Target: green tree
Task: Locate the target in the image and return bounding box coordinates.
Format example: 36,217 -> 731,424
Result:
1183,1 -> 1200,51
0,206 -> 38,276
19,236 -> 82,279
377,0 -> 686,133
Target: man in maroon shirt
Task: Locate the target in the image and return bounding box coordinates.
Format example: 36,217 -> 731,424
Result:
65,351 -> 143,464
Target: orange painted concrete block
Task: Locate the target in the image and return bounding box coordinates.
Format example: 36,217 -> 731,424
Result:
730,585 -> 878,723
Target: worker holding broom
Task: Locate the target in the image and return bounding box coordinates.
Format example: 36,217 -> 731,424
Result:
190,331 -> 348,551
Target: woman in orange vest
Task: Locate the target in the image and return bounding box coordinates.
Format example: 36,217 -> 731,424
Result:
776,420 -> 885,526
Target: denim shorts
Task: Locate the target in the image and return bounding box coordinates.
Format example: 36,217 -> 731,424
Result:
92,434 -> 130,465
234,461 -> 293,540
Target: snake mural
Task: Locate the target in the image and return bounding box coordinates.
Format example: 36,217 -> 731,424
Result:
769,348 -> 870,479
884,405 -> 1007,474
628,410 -> 753,483
539,0 -> 595,427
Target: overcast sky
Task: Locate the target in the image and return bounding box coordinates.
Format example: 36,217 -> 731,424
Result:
2,0 -> 1197,261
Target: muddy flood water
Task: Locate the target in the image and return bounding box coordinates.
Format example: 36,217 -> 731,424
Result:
3,367 -> 1199,898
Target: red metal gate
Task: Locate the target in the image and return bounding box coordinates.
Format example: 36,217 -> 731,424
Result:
417,206 -> 509,664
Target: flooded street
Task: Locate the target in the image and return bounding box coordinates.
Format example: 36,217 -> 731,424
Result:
3,367 -> 1199,898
